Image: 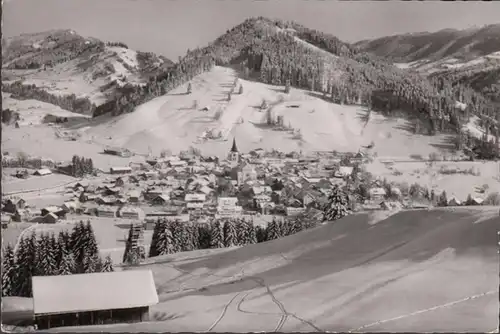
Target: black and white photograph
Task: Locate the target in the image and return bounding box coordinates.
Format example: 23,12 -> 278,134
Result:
1,0 -> 499,332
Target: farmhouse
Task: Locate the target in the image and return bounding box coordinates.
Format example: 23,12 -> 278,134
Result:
104,147 -> 132,158
118,207 -> 145,220
97,206 -> 117,218
41,206 -> 66,218
33,168 -> 52,176
32,270 -> 158,330
151,194 -> 170,205
42,212 -> 58,224
127,190 -> 141,203
369,187 -> 387,201
110,167 -> 132,175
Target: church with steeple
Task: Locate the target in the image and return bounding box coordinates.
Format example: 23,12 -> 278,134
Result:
227,137 -> 240,166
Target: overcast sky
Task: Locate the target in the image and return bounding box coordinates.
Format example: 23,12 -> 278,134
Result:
4,0 -> 500,60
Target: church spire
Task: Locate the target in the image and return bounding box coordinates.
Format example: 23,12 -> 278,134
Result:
230,137 -> 239,153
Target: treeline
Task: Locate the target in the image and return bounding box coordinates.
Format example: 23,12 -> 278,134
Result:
2,152 -> 56,169
106,41 -> 129,49
2,81 -> 97,115
6,34 -> 105,70
71,155 -> 94,177
147,216 -> 319,258
2,221 -> 114,297
2,109 -> 20,125
146,187 -> 349,259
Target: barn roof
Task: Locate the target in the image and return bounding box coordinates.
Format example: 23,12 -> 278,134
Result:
32,270 -> 158,315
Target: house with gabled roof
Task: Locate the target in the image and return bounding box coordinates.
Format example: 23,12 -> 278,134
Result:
32,270 -> 158,329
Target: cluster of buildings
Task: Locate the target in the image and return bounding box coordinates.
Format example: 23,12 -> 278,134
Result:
6,138 -> 482,231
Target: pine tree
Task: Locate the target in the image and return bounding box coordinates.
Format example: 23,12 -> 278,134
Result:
324,185 -> 351,221
2,244 -> 17,296
234,219 -> 245,245
169,220 -> 183,253
266,218 -> 279,241
84,221 -> 99,259
83,252 -> 98,273
438,191 -> 448,207
187,83 -> 192,95
122,224 -> 135,264
36,233 -> 57,276
292,218 -> 304,234
238,85 -> 244,95
223,220 -> 237,247
58,254 -> 75,275
197,223 -> 211,249
465,193 -> 474,206
154,220 -> 169,255
101,255 -> 114,272
245,220 -> 257,244
149,219 -> 162,257
70,221 -> 86,272
210,220 -> 224,248
255,225 -> 267,243
14,234 -> 37,297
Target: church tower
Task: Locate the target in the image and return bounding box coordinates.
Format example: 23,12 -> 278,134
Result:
228,137 -> 240,166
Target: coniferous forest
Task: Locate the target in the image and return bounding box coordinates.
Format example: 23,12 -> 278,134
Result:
1,221 -> 114,298
147,217 -> 305,258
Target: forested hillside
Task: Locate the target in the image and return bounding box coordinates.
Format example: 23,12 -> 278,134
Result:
101,18 -> 498,136
355,24 -> 500,63
2,18 -> 499,158
1,29 -> 173,115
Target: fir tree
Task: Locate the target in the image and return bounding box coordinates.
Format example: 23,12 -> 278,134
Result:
223,220 -> 237,247
238,85 -> 244,95
14,234 -> 37,297
149,219 -> 162,257
465,193 -> 474,206
70,221 -> 86,272
323,185 -> 351,221
255,225 -> 267,243
36,233 -> 57,276
187,83 -> 192,95
197,224 -> 212,249
122,224 -> 135,264
56,231 -> 69,266
292,218 -> 304,234
245,220 -> 257,244
101,255 -> 114,272
84,221 -> 99,259
83,252 -> 98,273
438,191 -> 448,207
266,218 -> 279,241
2,244 -> 17,297
169,220 -> 183,253
58,254 -> 75,275
210,220 -> 224,248
235,219 -> 247,245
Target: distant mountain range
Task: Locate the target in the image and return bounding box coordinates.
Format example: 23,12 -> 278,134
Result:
355,24 -> 500,63
2,19 -> 499,124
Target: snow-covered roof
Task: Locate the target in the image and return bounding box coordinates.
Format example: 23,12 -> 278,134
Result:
32,270 -> 158,315
185,194 -> 206,202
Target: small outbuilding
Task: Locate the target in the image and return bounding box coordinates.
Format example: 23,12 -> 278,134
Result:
32,270 -> 159,330
110,167 -> 132,175
33,169 -> 52,176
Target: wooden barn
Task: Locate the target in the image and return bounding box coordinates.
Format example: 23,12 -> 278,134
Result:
32,270 -> 158,330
